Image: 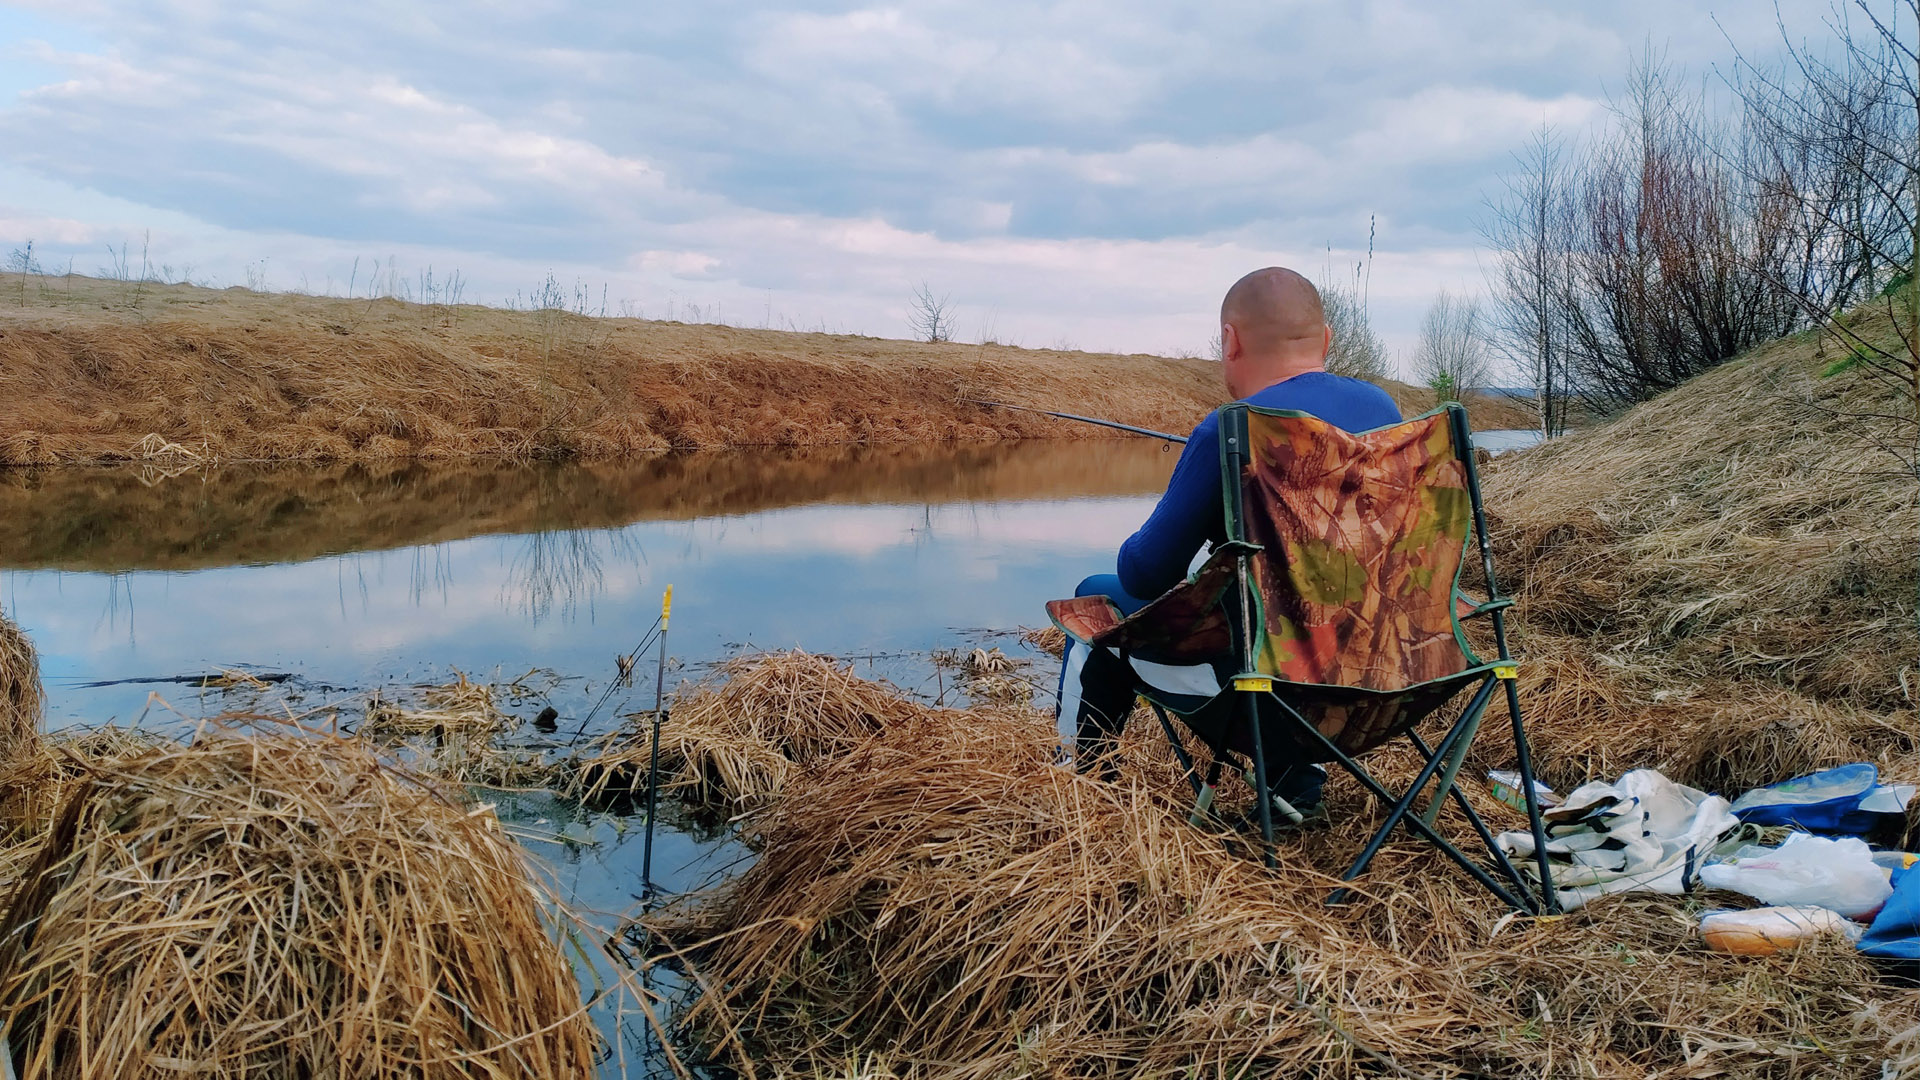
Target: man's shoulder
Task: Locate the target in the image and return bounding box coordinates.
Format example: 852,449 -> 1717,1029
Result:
1253,371 -> 1397,406
1248,372 -> 1402,428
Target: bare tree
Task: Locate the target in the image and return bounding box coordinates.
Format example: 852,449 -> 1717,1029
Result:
1320,278 -> 1390,381
907,282 -> 954,343
1483,127 -> 1576,437
1730,0 -> 1919,474
1412,290 -> 1492,400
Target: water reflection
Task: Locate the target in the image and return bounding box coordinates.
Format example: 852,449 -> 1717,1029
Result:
0,439 -> 1178,572
0,441 -> 1174,729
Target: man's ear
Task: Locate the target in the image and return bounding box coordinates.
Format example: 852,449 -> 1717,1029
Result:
1322,323 -> 1333,357
1220,322 -> 1239,362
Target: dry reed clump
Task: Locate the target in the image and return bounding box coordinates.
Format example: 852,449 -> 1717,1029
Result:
1485,318 -> 1918,709
361,669 -> 508,738
574,651 -> 936,812
0,606 -> 42,762
1019,624 -> 1068,658
647,703 -> 1918,1079
0,607 -> 46,843
355,673 -> 557,788
0,726 -> 596,1078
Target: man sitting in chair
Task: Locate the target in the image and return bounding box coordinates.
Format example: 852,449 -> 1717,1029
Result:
1058,266 -> 1401,816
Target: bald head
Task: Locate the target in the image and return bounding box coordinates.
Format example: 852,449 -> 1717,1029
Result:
1218,267 -> 1331,397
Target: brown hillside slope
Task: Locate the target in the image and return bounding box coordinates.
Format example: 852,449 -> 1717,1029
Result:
1488,313 -> 1917,709
0,275 -> 1532,465
1477,313 -> 1917,801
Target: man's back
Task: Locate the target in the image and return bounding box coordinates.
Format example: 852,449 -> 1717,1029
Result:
1117,372 -> 1401,599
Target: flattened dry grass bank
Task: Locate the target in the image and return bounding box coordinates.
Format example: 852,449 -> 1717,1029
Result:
0,275 -> 1534,465
634,656 -> 1918,1080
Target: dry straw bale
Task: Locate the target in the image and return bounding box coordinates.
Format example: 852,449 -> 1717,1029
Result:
0,727 -> 595,1079
648,696 -> 1917,1080
575,650 -> 937,811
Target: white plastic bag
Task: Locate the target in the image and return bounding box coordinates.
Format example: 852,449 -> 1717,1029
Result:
1698,833 -> 1894,920
1498,769 -> 1738,910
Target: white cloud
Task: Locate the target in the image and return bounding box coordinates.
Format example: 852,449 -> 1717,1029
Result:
0,0 -> 1830,373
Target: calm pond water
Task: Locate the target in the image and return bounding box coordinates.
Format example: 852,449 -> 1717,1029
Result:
0,438 -> 1180,1075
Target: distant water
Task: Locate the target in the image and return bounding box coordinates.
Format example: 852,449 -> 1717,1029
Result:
1472,428 -> 1546,454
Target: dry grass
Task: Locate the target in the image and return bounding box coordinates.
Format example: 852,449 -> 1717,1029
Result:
357,672 -> 561,789
1484,634 -> 1918,808
1485,313 -> 1918,709
361,669 -> 508,738
0,607 -> 47,843
0,275 -> 1533,466
574,652 -> 938,812
1019,624 -> 1068,659
0,724 -> 597,1078
644,680 -> 1916,1079
0,606 -> 41,760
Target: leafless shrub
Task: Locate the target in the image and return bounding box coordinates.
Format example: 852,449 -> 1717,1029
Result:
1320,279 -> 1390,381
907,282 -> 953,343
1412,290 -> 1491,400
1482,127 -> 1578,437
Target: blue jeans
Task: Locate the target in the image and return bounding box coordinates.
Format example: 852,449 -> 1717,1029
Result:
1056,574 -> 1325,806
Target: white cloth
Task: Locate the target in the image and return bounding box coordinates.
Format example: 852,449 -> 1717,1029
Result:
1498,769 -> 1739,910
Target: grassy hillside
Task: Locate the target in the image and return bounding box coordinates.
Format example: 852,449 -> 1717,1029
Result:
0,275 -> 1533,466
1482,310 -> 1917,796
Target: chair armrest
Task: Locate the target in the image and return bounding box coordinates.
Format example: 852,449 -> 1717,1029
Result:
1455,596 -> 1515,620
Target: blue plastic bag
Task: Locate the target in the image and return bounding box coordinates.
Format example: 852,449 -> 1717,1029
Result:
1730,764 -> 1877,832
1861,861 -> 1920,961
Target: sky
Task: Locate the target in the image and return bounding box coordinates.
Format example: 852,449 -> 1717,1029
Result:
0,1 -> 1833,373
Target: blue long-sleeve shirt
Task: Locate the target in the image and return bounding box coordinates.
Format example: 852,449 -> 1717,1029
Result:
1116,372 -> 1403,599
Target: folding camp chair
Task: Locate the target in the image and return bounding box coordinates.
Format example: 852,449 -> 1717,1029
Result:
1047,403 -> 1559,913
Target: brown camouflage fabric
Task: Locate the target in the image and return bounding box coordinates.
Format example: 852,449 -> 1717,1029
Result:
1241,407 -> 1477,689
1046,406 -> 1492,758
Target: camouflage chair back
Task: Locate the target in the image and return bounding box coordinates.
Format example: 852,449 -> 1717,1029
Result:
1047,403 -> 1557,913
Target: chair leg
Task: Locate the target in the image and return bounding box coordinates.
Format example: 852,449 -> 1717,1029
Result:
1263,687 -> 1539,912
1419,707 -> 1483,829
1148,702 -> 1203,798
1241,689 -> 1276,868
1327,679 -> 1493,904
1502,676 -> 1560,914
1149,702 -> 1225,827
1409,730 -> 1532,895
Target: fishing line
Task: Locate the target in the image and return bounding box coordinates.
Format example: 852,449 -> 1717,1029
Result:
566,613 -> 663,745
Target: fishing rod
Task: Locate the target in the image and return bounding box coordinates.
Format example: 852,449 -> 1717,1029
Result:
641,584 -> 673,898
966,399 -> 1188,444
